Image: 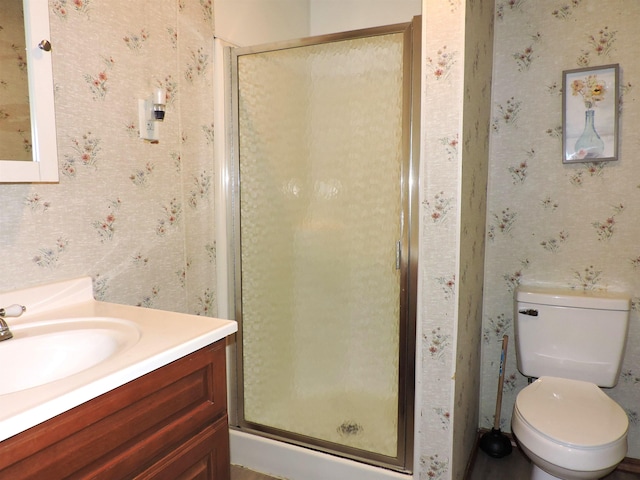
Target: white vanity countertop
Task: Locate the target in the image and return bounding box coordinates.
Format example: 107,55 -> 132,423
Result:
0,277 -> 237,442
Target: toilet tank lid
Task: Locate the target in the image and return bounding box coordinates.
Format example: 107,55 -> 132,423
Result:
516,286 -> 630,311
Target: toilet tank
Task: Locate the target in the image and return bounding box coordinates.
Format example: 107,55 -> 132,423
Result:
514,286 -> 630,387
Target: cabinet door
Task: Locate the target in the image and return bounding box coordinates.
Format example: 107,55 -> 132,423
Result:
0,342 -> 229,480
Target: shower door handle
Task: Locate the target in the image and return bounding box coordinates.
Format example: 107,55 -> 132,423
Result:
396,241 -> 401,270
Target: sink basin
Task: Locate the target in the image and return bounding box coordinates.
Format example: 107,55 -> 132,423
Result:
0,318 -> 140,395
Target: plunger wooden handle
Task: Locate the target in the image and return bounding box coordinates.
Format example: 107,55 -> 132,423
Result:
493,335 -> 509,430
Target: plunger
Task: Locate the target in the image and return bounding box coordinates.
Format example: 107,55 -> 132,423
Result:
479,334 -> 513,458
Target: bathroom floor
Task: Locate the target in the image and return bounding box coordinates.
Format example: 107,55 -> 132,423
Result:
231,465 -> 279,480
469,447 -> 639,480
231,446 -> 640,480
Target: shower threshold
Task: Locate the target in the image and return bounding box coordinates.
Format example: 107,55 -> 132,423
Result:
230,430 -> 413,480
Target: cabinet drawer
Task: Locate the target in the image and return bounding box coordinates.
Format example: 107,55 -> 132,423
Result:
135,415 -> 230,480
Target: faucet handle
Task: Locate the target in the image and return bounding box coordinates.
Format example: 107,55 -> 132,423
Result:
0,304 -> 26,318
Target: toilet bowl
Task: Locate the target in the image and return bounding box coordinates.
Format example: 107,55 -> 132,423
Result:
512,376 -> 628,480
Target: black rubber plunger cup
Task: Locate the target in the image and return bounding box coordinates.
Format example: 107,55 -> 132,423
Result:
479,335 -> 513,458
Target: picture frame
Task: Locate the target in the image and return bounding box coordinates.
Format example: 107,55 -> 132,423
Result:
562,64 -> 619,164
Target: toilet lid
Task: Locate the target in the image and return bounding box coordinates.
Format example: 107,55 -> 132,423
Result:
515,376 -> 628,447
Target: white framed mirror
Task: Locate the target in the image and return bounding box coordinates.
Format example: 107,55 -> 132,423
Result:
0,0 -> 58,183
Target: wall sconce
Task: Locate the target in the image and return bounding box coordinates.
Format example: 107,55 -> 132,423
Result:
138,88 -> 166,142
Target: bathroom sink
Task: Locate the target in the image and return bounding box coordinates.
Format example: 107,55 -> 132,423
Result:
0,318 -> 140,395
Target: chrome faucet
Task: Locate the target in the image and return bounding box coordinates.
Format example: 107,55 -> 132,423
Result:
0,304 -> 26,341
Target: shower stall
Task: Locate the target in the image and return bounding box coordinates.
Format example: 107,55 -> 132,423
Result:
220,17 -> 421,476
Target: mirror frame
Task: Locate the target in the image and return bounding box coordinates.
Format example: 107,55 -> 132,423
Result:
0,0 -> 58,183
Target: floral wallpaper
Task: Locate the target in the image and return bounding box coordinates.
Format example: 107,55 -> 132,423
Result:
482,0 -> 640,461
418,0 -> 494,479
0,1 -> 217,315
0,2 -> 32,161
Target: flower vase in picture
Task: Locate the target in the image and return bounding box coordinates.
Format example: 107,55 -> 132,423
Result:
574,109 -> 604,158
571,74 -> 606,160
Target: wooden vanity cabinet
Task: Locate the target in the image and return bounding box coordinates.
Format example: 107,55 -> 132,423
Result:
0,340 -> 230,480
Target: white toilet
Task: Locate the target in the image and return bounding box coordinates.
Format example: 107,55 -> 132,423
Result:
512,286 -> 630,480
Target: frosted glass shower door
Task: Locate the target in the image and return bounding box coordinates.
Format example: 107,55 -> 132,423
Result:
232,22 -> 417,468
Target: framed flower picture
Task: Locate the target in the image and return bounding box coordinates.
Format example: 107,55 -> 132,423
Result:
562,64 -> 619,164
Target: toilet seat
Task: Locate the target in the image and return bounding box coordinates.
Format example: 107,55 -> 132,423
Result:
513,376 -> 628,473
517,376 -> 628,447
